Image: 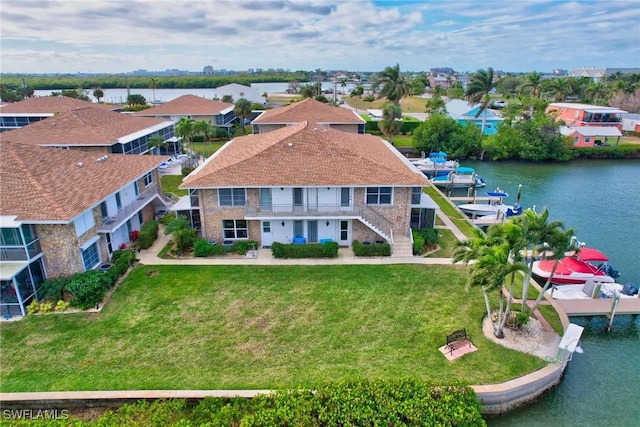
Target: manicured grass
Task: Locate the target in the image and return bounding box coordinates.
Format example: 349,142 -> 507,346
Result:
392,135 -> 414,148
426,228 -> 457,258
424,186 -> 478,239
0,265 -> 544,392
160,175 -> 188,197
190,141 -> 226,158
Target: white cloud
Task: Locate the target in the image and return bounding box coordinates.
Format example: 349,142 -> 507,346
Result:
0,0 -> 638,73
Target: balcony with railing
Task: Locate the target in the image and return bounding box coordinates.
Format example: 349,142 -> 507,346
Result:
97,183 -> 166,233
0,240 -> 42,262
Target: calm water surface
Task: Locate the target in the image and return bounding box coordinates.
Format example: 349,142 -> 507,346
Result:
466,160 -> 640,427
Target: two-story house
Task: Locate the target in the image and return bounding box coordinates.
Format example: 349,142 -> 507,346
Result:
179,121 -> 435,257
445,99 -> 503,135
0,107 -> 179,156
251,98 -> 366,134
0,96 -> 119,132
134,94 -> 236,132
0,143 -> 169,317
547,102 -> 627,147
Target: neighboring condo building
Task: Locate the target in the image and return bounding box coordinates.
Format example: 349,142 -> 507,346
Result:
251,98 -> 366,134
0,96 -> 119,132
0,107 -> 179,156
445,99 -> 503,135
179,121 -> 436,257
0,143 -> 169,317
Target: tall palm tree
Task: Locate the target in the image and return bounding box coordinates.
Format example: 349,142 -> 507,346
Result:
175,117 -> 194,157
513,208 -> 565,312
147,135 -> 165,155
149,77 -> 158,102
193,120 -> 214,157
464,67 -> 498,134
518,72 -> 543,99
584,82 -> 609,104
378,102 -> 402,145
530,228 -> 576,313
374,63 -> 410,105
545,78 -> 572,102
233,98 -> 252,134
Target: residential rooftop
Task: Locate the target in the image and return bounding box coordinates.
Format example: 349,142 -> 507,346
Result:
252,98 -> 365,125
181,121 -> 429,188
0,107 -> 171,146
0,143 -> 166,222
0,96 -> 118,115
133,94 -> 234,116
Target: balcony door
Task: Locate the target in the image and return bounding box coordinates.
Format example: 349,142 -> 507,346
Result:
260,188 -> 272,212
293,188 -> 303,212
340,187 -> 352,211
307,188 -> 318,212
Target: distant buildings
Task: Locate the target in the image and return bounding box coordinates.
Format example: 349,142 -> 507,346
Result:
547,102 -> 627,147
569,67 -> 640,82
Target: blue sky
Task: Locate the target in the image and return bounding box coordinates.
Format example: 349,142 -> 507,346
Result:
1,0 -> 639,74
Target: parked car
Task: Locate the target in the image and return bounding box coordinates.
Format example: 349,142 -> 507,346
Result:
492,100 -> 508,108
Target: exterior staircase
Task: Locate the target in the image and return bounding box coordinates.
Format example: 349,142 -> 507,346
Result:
358,217 -> 391,242
391,235 -> 413,258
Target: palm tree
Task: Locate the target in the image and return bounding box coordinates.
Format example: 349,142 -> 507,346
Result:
513,208 -> 565,312
149,77 -> 158,103
519,72 -> 543,99
374,63 -> 410,105
233,98 -> 252,134
378,102 -> 402,145
530,228 -> 576,313
464,67 -> 497,134
584,82 -> 609,104
262,92 -> 269,104
93,89 -> 104,103
147,135 -> 165,155
175,117 -> 194,157
453,227 -> 527,339
545,78 -> 572,102
193,120 -> 214,157
340,78 -> 348,95
363,94 -> 375,108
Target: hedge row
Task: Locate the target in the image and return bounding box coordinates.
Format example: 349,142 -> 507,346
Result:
570,145 -> 640,159
137,220 -> 159,249
353,240 -> 391,256
37,249 -> 138,310
194,239 -> 259,257
50,379 -> 484,426
271,241 -> 339,258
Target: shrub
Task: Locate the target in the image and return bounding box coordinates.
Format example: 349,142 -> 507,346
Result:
65,271 -> 113,309
182,166 -> 196,176
137,220 -> 159,249
39,276 -> 72,302
27,300 -> 40,315
194,239 -> 219,257
54,300 -> 70,312
413,232 -> 425,255
161,211 -> 177,225
353,240 -> 391,256
271,242 -> 338,258
232,240 -> 259,255
508,311 -> 531,329
413,228 -> 439,254
111,249 -> 137,266
173,227 -> 198,254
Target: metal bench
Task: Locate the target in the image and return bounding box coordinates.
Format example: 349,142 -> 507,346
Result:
445,329 -> 472,355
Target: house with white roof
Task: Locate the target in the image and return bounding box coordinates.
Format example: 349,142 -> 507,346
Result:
212,83 -> 263,105
134,94 -> 236,130
547,103 -> 627,146
445,99 -> 503,135
0,143 -> 169,317
179,121 -> 436,257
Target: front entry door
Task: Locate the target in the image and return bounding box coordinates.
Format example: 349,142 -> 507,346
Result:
339,220 -> 351,245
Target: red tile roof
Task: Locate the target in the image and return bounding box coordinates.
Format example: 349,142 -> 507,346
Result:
252,98 -> 365,124
0,143 -> 167,222
0,96 -> 117,115
0,107 -> 170,146
181,122 -> 429,188
134,95 -> 233,116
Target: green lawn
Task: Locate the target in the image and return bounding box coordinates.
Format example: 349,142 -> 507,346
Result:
160,175 -> 188,197
0,265 -> 544,392
424,186 -> 478,239
426,228 -> 457,258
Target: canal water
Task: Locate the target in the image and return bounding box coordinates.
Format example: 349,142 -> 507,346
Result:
462,160 -> 640,427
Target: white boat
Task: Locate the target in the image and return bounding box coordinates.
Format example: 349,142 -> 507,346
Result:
545,280 -> 638,300
457,190 -> 522,218
412,151 -> 459,177
431,167 -> 486,189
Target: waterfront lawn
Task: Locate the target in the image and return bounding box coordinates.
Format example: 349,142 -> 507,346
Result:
426,228 -> 457,258
0,265 -> 545,392
424,186 -> 477,238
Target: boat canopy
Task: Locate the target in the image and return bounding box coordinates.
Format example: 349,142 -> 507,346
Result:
486,191 -> 508,198
429,151 -> 447,159
456,167 -> 475,174
577,247 -> 608,262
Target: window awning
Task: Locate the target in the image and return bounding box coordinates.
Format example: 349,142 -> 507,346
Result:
0,261 -> 29,281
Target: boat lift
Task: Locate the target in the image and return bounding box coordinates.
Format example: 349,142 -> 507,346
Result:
545,323 -> 585,363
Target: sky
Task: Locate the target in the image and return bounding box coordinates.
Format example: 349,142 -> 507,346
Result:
1,0 -> 639,74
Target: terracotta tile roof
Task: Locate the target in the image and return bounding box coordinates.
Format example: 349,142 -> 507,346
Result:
0,107 -> 170,146
181,122 -> 429,188
252,98 -> 365,124
0,96 -> 117,115
134,95 -> 233,116
0,143 -> 167,222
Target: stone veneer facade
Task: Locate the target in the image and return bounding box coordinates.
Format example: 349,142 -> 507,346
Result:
197,186 -> 414,245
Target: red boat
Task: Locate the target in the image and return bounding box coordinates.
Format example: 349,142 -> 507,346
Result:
532,248 -> 618,285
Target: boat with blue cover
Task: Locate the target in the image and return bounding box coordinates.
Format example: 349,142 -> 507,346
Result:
411,151 -> 459,177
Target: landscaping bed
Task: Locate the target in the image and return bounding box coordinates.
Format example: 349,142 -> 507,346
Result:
0,265 -> 544,392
